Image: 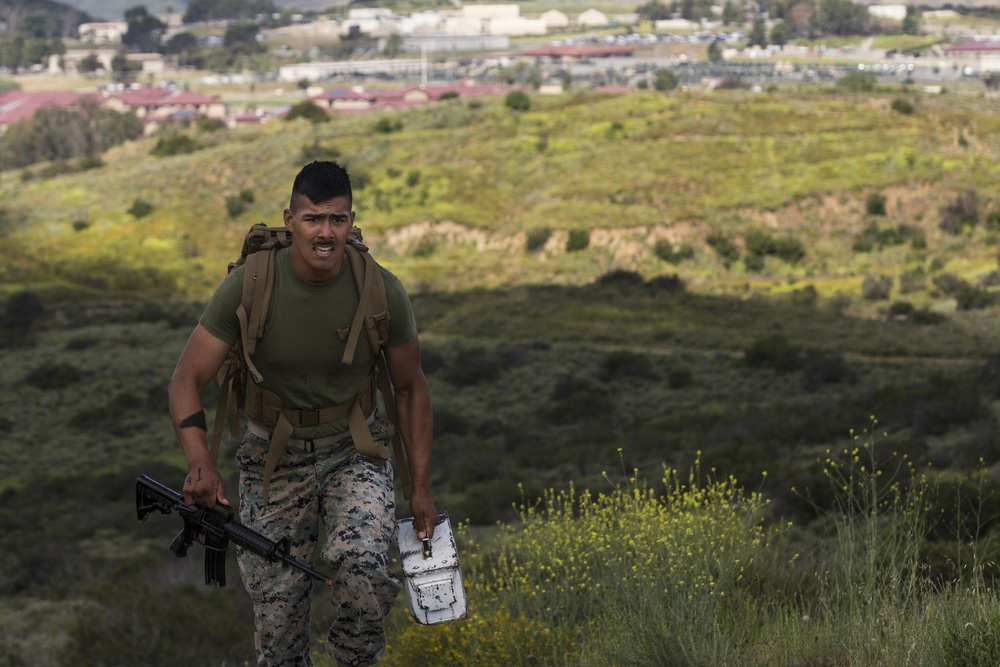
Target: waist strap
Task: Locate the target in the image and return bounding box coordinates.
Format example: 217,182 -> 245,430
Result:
246,417 -> 373,452
243,372 -> 390,506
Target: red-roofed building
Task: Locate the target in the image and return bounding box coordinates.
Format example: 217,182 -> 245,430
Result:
942,41 -> 1000,57
100,87 -> 227,120
0,90 -> 92,132
520,45 -> 635,59
310,80 -> 513,114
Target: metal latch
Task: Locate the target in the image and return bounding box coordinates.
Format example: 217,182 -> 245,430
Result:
421,537 -> 433,559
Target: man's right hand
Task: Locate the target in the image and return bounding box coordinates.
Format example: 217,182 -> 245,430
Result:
182,462 -> 229,508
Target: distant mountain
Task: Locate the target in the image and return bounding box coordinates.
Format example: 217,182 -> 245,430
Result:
48,0 -> 347,22
0,1 -> 94,36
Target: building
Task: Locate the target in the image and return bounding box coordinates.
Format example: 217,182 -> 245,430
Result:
49,50 -> 166,75
0,90 -> 89,132
577,9 -> 610,28
100,87 -> 226,120
867,4 -> 908,21
77,22 -> 127,45
540,10 -> 570,30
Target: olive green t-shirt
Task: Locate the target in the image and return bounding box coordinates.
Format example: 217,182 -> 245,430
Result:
200,247 -> 417,438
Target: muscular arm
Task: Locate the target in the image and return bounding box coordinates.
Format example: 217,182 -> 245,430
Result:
168,323 -> 234,508
384,336 -> 437,538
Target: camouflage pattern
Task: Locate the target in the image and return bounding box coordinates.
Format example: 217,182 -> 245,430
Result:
235,416 -> 401,667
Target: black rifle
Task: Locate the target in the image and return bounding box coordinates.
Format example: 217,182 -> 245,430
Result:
136,474 -> 332,588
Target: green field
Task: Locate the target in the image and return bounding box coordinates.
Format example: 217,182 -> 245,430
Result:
6,85 -> 1000,665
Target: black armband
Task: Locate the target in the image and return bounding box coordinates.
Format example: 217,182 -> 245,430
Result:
179,410 -> 208,431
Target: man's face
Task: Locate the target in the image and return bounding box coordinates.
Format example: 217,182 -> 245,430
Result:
283,193 -> 354,283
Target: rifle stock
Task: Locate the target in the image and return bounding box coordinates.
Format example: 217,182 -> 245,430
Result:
136,474 -> 332,588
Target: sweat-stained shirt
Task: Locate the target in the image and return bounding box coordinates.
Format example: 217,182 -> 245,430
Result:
199,246 -> 417,440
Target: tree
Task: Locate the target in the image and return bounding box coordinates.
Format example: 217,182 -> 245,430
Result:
0,99 -> 143,169
814,0 -> 870,36
383,33 -> 402,58
636,0 -> 671,22
721,1 -> 743,25
770,19 -> 789,46
0,35 -> 25,72
183,0 -> 277,23
707,40 -> 723,62
77,52 -> 103,74
21,11 -> 53,39
123,6 -> 167,52
504,90 -> 530,111
748,15 -> 768,47
284,100 -> 329,124
653,68 -> 679,91
902,5 -> 921,35
110,51 -> 141,84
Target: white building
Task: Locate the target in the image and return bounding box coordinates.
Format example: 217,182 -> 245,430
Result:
488,18 -> 547,36
577,9 -> 609,28
867,4 -> 908,21
77,22 -> 127,44
540,10 -> 570,30
461,4 -> 520,20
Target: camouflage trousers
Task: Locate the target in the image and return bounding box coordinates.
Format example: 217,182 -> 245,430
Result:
235,416 -> 401,667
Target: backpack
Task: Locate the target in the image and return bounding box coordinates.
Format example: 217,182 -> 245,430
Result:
209,222 -> 412,506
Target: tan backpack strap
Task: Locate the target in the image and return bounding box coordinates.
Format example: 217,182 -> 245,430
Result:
341,244 -> 375,366
260,413 -> 295,508
375,353 -> 412,500
237,249 -> 276,384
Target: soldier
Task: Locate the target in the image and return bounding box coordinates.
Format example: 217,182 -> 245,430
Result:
168,160 -> 437,666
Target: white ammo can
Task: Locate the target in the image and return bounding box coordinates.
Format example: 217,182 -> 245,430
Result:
397,511 -> 469,625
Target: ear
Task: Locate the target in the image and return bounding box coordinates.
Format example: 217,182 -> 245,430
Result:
283,208 -> 293,231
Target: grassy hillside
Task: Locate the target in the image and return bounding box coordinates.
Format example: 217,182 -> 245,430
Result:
4,89 -> 1000,306
6,86 -> 1000,665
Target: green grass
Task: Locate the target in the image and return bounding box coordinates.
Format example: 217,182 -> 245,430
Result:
4,89 -> 1000,304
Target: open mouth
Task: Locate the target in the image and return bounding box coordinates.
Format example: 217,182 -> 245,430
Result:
313,243 -> 336,257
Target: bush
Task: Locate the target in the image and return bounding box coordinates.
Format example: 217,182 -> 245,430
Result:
706,231 -> 740,266
862,274 -> 894,301
299,140 -> 340,162
802,349 -> 856,392
544,375 -> 615,424
3,290 -> 44,327
150,133 -> 200,157
597,350 -> 658,382
836,70 -> 877,92
940,189 -> 979,234
373,117 -> 402,134
595,270 -> 644,290
653,239 -> 695,264
653,68 -> 679,91
284,101 -> 328,124
744,335 -> 803,372
128,198 -> 155,219
890,97 -> 915,115
566,229 -> 590,252
668,367 -> 694,388
504,90 -> 530,111
443,346 -> 504,387
866,193 -> 887,216
525,227 -> 552,252
23,361 -> 84,389
646,273 -> 686,293
900,267 -> 927,293
225,189 -> 254,218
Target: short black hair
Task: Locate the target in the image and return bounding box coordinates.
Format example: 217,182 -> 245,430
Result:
290,161 -> 352,208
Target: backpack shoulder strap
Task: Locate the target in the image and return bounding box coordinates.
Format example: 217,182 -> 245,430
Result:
209,224 -> 288,464
342,231 -> 412,499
